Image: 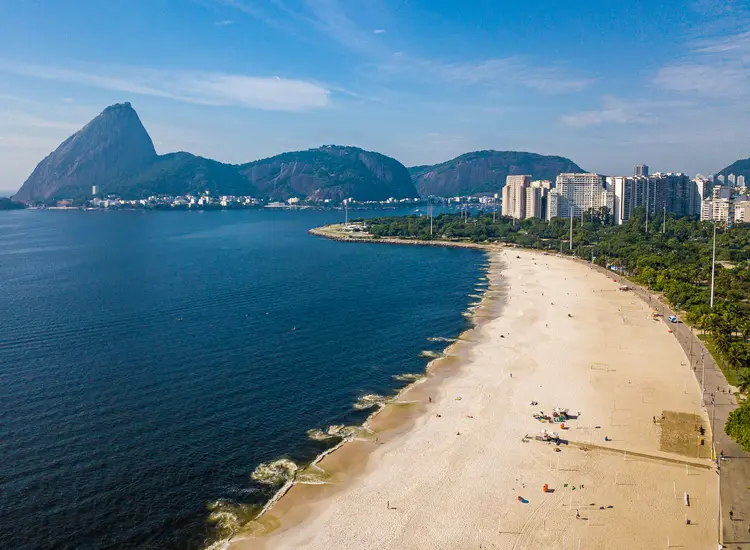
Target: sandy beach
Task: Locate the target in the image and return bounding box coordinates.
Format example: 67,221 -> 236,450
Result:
229,248 -> 718,550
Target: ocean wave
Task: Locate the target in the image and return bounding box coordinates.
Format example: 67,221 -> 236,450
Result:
250,458 -> 298,485
393,373 -> 425,381
353,393 -> 387,410
205,499 -> 257,541
426,336 -> 457,343
468,293 -> 483,299
306,428 -> 336,441
327,424 -> 366,439
419,350 -> 443,359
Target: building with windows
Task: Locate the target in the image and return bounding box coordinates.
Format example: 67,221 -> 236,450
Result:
735,199 -> 750,223
501,175 -> 531,219
702,186 -> 744,223
634,164 -> 649,177
548,173 -> 613,220
607,172 -> 698,225
738,175 -> 746,189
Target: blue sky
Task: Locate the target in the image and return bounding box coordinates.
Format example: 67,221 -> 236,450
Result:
1,0 -> 749,193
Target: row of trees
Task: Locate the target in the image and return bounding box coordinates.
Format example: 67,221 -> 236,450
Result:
363,208 -> 750,450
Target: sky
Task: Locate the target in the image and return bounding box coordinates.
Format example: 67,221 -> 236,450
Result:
1,0 -> 749,194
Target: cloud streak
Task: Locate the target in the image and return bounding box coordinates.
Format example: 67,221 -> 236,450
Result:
379,55 -> 593,94
0,61 -> 332,111
655,2 -> 750,99
560,97 -> 694,128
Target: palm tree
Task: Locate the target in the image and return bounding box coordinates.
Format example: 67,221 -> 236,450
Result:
738,368 -> 750,393
713,330 -> 733,371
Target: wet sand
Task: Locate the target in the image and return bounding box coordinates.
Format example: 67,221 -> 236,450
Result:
229,249 -> 718,549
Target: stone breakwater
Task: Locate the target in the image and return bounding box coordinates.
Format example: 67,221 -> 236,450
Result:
307,226 -> 490,250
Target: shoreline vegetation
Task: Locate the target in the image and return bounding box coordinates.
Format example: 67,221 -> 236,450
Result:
227,238 -> 722,549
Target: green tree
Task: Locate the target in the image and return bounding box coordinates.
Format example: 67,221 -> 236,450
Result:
726,401 -> 750,452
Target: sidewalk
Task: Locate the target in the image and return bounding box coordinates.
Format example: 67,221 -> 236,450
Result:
585,260 -> 750,546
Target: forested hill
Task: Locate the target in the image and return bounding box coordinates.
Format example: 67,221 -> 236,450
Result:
716,156 -> 750,183
410,150 -> 584,196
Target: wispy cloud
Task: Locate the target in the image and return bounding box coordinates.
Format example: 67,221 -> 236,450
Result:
0,61 -> 332,111
560,97 -> 692,128
655,1 -> 750,99
213,0 -> 388,56
379,55 -> 593,94
214,19 -> 234,26
560,97 -> 655,127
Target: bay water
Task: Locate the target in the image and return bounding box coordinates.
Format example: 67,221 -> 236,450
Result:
0,209 -> 485,548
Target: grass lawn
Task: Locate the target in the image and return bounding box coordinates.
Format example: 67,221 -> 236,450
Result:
697,333 -> 740,387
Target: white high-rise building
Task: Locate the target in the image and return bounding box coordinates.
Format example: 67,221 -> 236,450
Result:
548,173 -> 612,220
501,175 -> 531,219
717,174 -> 725,184
728,174 -> 737,186
524,180 -> 551,219
735,199 -> 750,223
738,175 -> 746,188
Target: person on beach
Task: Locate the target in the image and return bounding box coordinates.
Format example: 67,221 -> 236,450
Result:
576,509 -> 580,519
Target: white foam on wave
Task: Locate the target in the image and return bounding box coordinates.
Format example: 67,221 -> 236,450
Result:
427,336 -> 457,343
419,350 -> 443,359
353,393 -> 387,410
250,458 -> 298,485
393,373 -> 425,381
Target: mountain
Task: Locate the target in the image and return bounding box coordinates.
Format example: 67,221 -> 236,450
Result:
410,150 -> 584,196
13,103 -> 418,202
112,152 -> 258,199
240,146 -> 415,202
13,103 -> 157,202
716,157 -> 750,183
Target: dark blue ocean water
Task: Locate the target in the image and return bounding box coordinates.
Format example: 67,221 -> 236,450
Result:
0,208 -> 485,549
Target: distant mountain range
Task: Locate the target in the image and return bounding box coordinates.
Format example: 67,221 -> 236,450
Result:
13,101 -> 748,204
409,150 -> 584,196
13,103 -> 417,202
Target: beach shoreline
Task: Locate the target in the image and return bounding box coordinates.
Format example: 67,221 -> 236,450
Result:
226,240 -> 718,550
217,247 -> 503,548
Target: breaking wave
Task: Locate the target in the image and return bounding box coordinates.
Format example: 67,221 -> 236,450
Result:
427,336 -> 456,343
205,499 -> 259,544
353,393 -> 387,410
393,373 -> 425,381
250,458 -> 298,486
419,350 -> 443,359
307,424 -> 364,441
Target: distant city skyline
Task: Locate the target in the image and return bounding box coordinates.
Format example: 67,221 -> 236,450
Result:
1,0 -> 750,191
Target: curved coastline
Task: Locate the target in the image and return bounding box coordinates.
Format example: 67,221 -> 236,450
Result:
223,228 -> 723,550
217,230 -> 506,549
